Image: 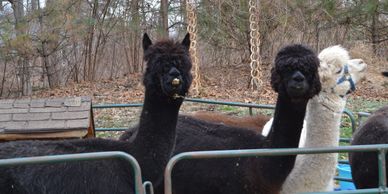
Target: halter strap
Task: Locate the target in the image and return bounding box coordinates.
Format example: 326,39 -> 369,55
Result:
336,64 -> 356,95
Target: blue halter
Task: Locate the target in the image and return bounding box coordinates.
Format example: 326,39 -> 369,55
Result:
336,64 -> 356,95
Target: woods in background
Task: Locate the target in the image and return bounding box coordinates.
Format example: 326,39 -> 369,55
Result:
0,0 -> 387,97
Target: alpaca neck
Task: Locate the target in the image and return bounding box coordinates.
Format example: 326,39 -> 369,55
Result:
279,92 -> 347,193
304,92 -> 346,147
130,91 -> 183,184
266,95 -> 307,148
258,94 -> 308,189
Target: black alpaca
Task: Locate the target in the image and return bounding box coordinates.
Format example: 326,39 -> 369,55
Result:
151,44 -> 321,194
349,105 -> 388,189
0,33 -> 192,194
383,71 -> 388,77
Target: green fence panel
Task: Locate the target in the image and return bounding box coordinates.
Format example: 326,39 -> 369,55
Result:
92,98 -> 358,133
164,144 -> 388,194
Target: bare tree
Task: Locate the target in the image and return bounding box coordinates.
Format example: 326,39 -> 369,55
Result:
130,0 -> 142,72
9,0 -> 32,96
160,0 -> 168,38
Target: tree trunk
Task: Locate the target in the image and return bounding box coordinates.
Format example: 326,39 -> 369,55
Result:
72,42 -> 79,83
91,0 -> 111,80
130,0 -> 141,72
38,0 -> 60,89
1,61 -> 7,97
12,0 -> 32,96
31,0 -> 38,10
84,0 -> 98,81
370,1 -> 378,55
110,42 -> 116,80
160,0 -> 169,38
315,22 -> 320,51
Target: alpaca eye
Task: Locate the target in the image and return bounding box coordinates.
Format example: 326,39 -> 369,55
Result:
336,68 -> 342,74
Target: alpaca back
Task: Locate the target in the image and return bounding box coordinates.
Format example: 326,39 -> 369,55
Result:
0,139 -> 133,194
350,106 -> 388,189
189,111 -> 270,133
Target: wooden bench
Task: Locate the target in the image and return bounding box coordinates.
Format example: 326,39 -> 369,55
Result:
0,96 -> 95,141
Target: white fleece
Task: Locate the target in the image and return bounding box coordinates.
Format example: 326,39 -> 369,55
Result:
279,93 -> 346,193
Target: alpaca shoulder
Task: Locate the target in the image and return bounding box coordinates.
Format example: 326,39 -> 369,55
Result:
189,111 -> 270,133
350,106 -> 388,189
175,115 -> 264,151
352,108 -> 388,145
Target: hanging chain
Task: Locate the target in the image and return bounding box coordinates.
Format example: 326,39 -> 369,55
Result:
186,0 -> 201,95
248,0 -> 263,90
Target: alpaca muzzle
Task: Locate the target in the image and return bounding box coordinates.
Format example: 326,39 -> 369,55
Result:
172,78 -> 181,86
171,78 -> 186,99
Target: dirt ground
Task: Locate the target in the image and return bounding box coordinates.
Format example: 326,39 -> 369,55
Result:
31,64 -> 387,105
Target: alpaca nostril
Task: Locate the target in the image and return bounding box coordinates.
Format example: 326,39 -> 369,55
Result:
292,71 -> 305,82
169,67 -> 180,77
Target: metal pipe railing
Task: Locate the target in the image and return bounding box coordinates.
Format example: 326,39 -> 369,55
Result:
91,98 -> 366,191
164,144 -> 388,194
302,188 -> 388,194
378,149 -> 387,190
343,109 -> 357,133
184,97 -> 276,110
0,151 -> 145,194
357,112 -> 371,127
143,181 -> 154,194
95,127 -> 128,131
91,98 -> 370,191
92,103 -> 143,109
92,98 -> 358,134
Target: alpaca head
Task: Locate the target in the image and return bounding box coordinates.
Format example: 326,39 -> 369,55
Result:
271,44 -> 321,102
142,33 -> 192,101
318,45 -> 367,97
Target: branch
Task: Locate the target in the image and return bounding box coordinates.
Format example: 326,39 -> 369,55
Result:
168,21 -> 187,30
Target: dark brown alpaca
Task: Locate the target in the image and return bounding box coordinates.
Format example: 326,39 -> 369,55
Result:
189,111 -> 270,133
350,106 -> 388,189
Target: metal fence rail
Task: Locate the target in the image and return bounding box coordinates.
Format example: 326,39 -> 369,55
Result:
0,101 -> 379,194
303,188 -> 387,194
357,112 -> 371,126
164,144 -> 388,194
0,151 -> 145,194
91,98 -> 373,193
92,98 -> 357,133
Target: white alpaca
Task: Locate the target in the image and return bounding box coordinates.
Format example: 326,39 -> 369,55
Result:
263,45 -> 367,193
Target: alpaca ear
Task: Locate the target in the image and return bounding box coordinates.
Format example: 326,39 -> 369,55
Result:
143,33 -> 153,51
181,33 -> 190,50
318,69 -> 329,84
270,67 -> 280,93
318,62 -> 330,82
